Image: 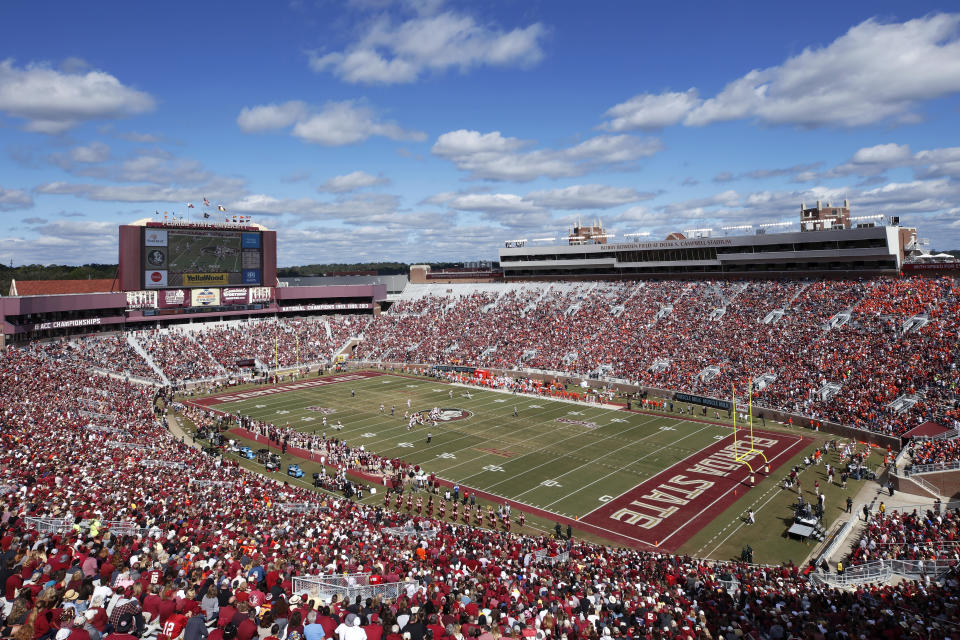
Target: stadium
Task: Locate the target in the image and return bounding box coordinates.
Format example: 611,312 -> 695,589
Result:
1,201 -> 959,640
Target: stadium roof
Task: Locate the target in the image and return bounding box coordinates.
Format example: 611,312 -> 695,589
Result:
9,278 -> 120,297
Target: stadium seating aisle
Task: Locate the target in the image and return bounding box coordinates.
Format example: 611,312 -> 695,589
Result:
2,342 -> 960,640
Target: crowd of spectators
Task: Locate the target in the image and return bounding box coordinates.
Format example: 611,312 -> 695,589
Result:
355,277 -> 960,438
907,438 -> 960,467
847,506 -> 959,565
140,329 -> 225,381
13,275 -> 960,439
2,340 -> 960,640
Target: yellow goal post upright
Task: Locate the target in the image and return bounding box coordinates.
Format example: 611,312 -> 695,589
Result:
747,381 -> 770,473
731,385 -> 755,484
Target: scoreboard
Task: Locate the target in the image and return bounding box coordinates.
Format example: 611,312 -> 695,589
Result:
119,222 -> 277,293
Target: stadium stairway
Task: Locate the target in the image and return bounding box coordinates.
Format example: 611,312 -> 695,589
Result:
181,330 -> 230,378
126,334 -> 171,386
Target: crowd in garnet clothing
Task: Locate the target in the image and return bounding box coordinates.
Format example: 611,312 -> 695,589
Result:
4,340 -> 960,639
139,329 -> 225,381
47,276 -> 959,439
907,437 -> 960,466
847,507 -> 960,565
356,277 -> 960,438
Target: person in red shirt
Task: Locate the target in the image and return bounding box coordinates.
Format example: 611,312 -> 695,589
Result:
159,610 -> 190,640
156,590 -> 178,626
236,608 -> 257,640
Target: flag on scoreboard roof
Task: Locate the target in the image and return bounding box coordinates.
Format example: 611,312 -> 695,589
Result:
203,197 -> 210,207
218,205 -> 226,212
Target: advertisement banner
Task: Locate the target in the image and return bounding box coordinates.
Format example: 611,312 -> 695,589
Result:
191,288 -> 221,307
145,270 -> 168,288
183,272 -> 229,286
144,229 -> 168,246
674,392 -> 731,412
241,269 -> 260,285
221,287 -> 248,305
125,291 -> 157,309
279,303 -> 373,312
248,287 -> 272,303
241,232 -> 261,249
157,289 -> 188,308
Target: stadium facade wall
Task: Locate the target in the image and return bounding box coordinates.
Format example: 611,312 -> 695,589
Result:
892,471 -> 960,499
118,225 -> 141,290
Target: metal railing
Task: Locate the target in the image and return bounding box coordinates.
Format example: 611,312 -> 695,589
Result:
280,503 -> 314,513
105,441 -> 151,450
292,574 -> 411,603
191,480 -> 235,488
141,459 -> 186,469
382,526 -> 438,539
810,558 -> 957,587
902,461 -> 960,475
533,549 -> 570,565
815,516 -> 858,568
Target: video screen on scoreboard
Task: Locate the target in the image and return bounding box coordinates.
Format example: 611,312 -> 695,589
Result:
142,227 -> 262,288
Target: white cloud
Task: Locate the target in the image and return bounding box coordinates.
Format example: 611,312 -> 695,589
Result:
0,186 -> 33,211
602,14 -> 960,130
526,184 -> 655,210
0,220 -> 119,264
602,89 -> 700,131
318,170 -> 390,193
236,101 -> 309,132
0,59 -> 154,133
851,143 -> 913,164
431,129 -> 662,181
229,192 -> 401,221
444,193 -> 541,214
69,142 -> 111,163
35,176 -> 245,204
308,9 -> 546,84
237,99 -> 425,146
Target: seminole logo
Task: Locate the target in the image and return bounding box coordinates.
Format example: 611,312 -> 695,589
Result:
307,406 -> 336,414
557,417 -> 598,429
417,408 -> 472,422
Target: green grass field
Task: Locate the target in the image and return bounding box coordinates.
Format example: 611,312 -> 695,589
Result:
180,371 -> 878,563
168,233 -> 241,272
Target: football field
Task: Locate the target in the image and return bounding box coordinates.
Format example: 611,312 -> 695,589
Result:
188,371 -> 816,552
168,233 -> 242,272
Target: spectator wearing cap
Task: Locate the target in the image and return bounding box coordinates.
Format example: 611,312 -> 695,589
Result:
104,614 -> 137,640
362,614 -> 383,640
72,612 -> 99,640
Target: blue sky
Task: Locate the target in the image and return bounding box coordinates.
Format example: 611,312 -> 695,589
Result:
1,0 -> 959,266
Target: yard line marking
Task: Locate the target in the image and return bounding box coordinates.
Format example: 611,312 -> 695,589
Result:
539,421 -> 717,508
656,433 -> 806,549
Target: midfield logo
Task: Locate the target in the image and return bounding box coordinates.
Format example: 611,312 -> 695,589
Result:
416,408 -> 473,422
556,417 -> 598,429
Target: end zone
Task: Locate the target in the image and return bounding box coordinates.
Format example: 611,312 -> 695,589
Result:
580,429 -> 810,552
190,371 -> 385,407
